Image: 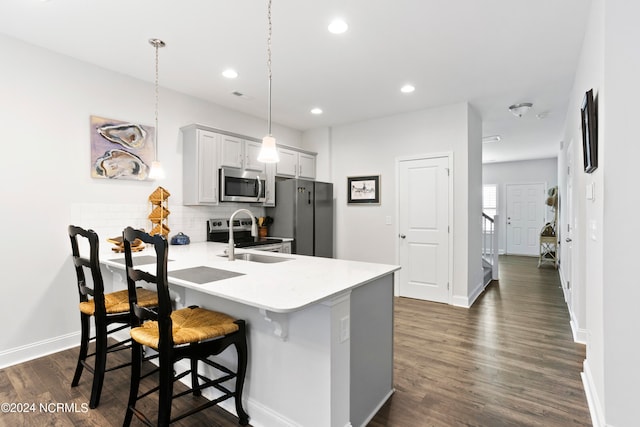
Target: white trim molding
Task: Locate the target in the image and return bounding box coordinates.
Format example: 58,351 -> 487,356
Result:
0,331 -> 80,369
582,359 -> 604,427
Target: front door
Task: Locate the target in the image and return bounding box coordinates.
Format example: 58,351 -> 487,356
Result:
506,183 -> 546,256
398,155 -> 450,303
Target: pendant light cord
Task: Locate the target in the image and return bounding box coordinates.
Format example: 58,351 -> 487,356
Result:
267,0 -> 273,136
149,39 -> 165,160
154,42 -> 159,151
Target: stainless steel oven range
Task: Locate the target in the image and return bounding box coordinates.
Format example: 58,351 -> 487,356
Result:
206,218 -> 283,251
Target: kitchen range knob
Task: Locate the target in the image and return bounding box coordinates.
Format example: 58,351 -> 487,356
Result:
399,234 -> 406,239
566,237 -> 572,243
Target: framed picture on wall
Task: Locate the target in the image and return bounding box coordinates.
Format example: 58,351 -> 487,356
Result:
347,175 -> 380,204
90,115 -> 155,181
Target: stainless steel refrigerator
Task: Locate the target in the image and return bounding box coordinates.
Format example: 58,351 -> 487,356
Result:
266,179 -> 334,257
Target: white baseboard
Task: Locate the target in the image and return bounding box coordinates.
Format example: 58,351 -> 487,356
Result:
570,320 -> 588,345
557,267 -> 588,344
451,295 -> 470,307
0,331 -> 82,369
582,359 -> 605,427
452,280 -> 487,308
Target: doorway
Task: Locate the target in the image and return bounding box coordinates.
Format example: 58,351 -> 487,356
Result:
563,141 -> 574,305
505,183 -> 546,256
397,154 -> 452,303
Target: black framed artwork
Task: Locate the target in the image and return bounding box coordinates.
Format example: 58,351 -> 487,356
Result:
581,88 -> 598,173
347,175 -> 380,204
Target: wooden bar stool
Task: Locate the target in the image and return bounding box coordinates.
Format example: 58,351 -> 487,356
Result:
68,225 -> 158,408
122,226 -> 249,426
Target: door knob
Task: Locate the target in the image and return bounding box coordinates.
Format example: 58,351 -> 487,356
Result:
566,237 -> 572,243
399,234 -> 406,239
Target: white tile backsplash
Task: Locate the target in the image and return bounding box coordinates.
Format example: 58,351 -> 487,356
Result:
70,202 -> 265,245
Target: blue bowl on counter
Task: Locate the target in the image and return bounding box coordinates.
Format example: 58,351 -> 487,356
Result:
170,232 -> 190,245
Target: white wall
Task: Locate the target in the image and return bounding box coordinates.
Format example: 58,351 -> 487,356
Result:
601,1 -> 640,425
324,102 -> 482,306
0,34 -> 302,366
483,158 -> 558,254
302,127 -> 332,183
560,0 -> 640,425
467,106 -> 484,302
558,0 -> 604,423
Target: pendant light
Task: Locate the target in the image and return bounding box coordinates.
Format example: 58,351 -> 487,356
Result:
257,0 -> 280,163
148,38 -> 166,179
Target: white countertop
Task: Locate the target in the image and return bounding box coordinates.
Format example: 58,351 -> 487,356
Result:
102,242 -> 399,313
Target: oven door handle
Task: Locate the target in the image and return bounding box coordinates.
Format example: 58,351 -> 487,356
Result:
256,175 -> 262,203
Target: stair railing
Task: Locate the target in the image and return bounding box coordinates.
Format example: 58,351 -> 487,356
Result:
482,213 -> 499,280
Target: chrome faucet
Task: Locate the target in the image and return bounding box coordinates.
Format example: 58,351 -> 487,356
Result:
227,209 -> 258,261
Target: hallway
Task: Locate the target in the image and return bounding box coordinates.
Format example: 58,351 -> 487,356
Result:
370,255 -> 591,426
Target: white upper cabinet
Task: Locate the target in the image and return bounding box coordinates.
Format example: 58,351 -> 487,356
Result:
276,147 -> 316,179
219,135 -> 243,169
245,140 -> 265,173
183,128 -> 220,205
275,147 -> 298,177
263,163 -> 276,207
220,136 -> 265,173
298,152 -> 316,179
182,124 -> 274,206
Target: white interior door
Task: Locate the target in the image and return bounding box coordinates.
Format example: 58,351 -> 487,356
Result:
506,183 -> 546,256
398,155 -> 450,303
564,141 -> 574,302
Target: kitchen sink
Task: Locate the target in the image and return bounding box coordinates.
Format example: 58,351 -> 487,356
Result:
218,253 -> 293,263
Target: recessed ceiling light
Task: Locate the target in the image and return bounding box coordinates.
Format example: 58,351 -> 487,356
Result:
222,69 -> 238,79
310,108 -> 323,115
328,19 -> 348,34
400,84 -> 415,93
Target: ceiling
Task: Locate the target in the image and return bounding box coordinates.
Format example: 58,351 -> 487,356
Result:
0,0 -> 591,163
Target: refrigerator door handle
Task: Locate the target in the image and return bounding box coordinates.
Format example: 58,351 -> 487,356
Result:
308,191 -> 312,205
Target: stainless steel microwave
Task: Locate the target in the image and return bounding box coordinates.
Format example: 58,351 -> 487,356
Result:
219,167 -> 266,203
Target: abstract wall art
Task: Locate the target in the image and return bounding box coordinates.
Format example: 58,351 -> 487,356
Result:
90,115 -> 155,180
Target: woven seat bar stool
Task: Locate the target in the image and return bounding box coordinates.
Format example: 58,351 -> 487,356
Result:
122,226 -> 249,427
68,225 -> 158,408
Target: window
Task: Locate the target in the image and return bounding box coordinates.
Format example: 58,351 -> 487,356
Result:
483,184 -> 497,219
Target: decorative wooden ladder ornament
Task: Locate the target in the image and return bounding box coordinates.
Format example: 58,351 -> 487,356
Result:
148,186 -> 170,237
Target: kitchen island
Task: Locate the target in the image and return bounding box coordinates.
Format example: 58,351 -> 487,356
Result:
101,242 -> 399,427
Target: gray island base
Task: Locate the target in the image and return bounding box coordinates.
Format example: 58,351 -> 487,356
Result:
102,242 -> 399,427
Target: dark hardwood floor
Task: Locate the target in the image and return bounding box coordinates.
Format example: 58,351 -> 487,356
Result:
0,255 -> 591,426
370,255 -> 591,427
